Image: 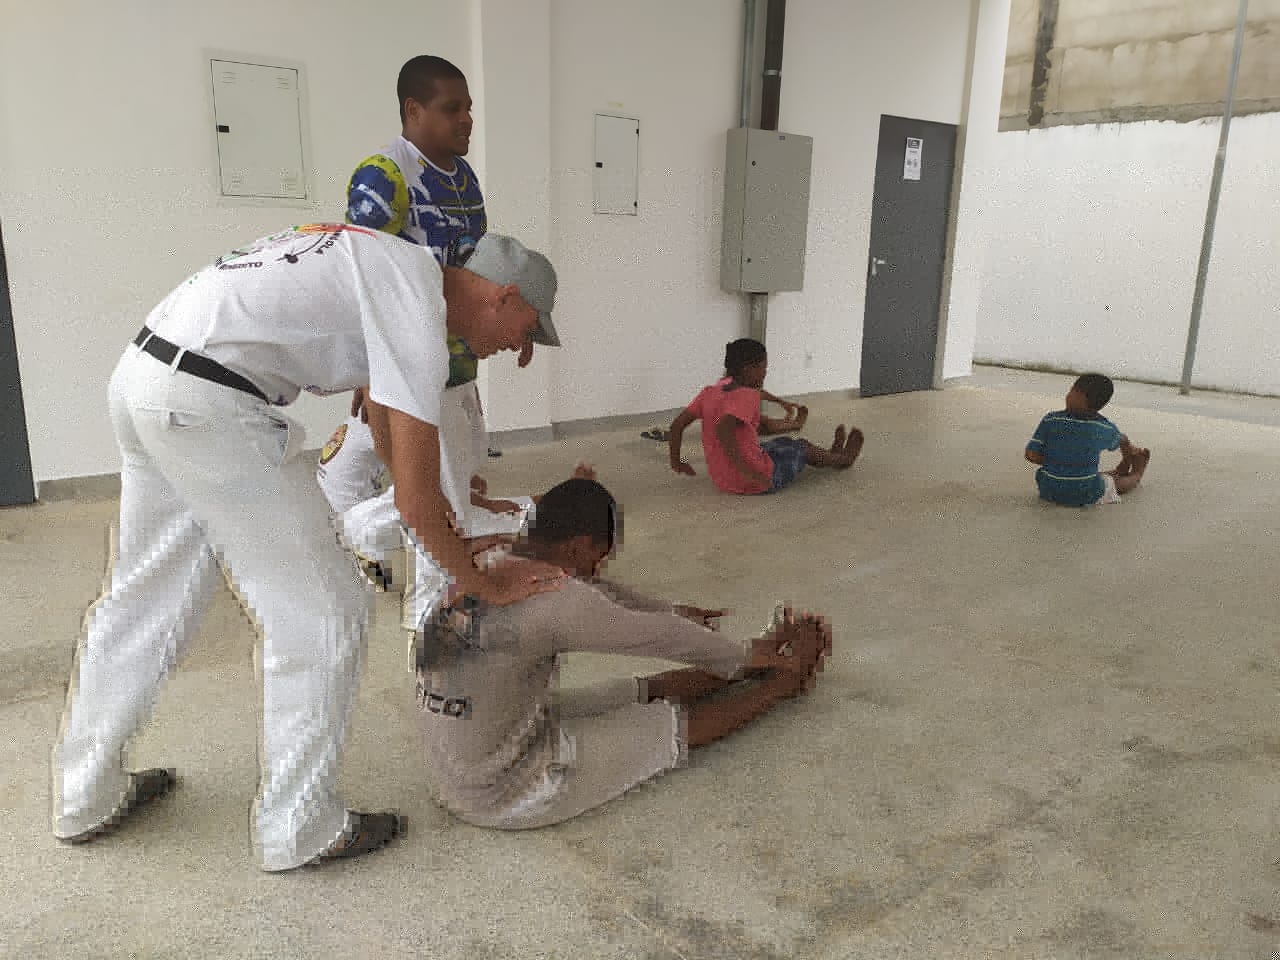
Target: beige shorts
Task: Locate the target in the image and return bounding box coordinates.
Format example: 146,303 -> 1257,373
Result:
1094,473 -> 1121,506
445,677 -> 688,831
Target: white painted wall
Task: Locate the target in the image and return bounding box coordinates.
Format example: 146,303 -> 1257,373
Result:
3,0 -> 998,481
0,0 -> 471,481
970,113 -> 1280,396
768,0 -> 978,397
541,0 -> 745,426
942,0 -> 1012,381
472,0 -> 555,435
527,0 -> 988,424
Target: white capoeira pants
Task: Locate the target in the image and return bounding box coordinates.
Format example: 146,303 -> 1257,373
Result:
51,345 -> 370,871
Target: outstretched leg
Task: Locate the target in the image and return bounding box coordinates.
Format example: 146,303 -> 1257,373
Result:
639,616 -> 831,748
799,426 -> 864,469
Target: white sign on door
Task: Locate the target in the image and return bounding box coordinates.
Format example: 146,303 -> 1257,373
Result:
904,137 -> 923,181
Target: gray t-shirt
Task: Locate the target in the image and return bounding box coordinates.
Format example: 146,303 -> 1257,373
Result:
414,576 -> 748,816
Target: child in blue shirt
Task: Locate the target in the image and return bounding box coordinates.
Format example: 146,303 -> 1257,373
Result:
1025,373 -> 1151,507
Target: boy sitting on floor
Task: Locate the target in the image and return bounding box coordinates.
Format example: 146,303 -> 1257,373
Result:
413,477 -> 832,830
667,338 -> 863,495
1025,372 -> 1151,507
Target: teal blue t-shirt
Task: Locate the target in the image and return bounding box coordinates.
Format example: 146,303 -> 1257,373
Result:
1027,410 -> 1122,506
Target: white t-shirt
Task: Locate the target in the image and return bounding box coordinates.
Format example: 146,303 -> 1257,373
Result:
142,224 -> 448,426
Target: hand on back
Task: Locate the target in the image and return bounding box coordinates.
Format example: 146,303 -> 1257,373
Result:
475,553 -> 568,606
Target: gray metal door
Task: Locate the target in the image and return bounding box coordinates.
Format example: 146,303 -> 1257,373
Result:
0,220 -> 36,506
860,115 -> 958,397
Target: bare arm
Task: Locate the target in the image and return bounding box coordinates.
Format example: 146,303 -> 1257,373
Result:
758,415 -> 790,436
548,581 -> 815,679
1025,449 -> 1044,465
715,416 -> 772,489
759,389 -> 790,409
669,409 -> 699,475
760,389 -> 799,422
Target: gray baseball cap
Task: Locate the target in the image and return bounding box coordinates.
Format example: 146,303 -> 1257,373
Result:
462,234 -> 560,347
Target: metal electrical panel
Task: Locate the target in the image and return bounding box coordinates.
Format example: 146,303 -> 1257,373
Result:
593,115 -> 639,215
721,128 -> 813,293
211,59 -> 307,200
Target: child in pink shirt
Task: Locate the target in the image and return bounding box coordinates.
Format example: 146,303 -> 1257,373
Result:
668,339 -> 864,495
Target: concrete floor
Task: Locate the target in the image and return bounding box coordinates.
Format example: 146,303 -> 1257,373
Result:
3,367 -> 1279,959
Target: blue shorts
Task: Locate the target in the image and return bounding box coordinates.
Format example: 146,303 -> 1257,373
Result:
759,437 -> 807,494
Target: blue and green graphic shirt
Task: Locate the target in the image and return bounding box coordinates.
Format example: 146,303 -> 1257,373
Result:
1027,410 -> 1123,506
346,135 -> 486,386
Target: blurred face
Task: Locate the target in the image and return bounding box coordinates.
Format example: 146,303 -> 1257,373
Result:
1065,386 -> 1090,411
405,77 -> 473,161
565,536 -> 613,579
742,358 -> 768,388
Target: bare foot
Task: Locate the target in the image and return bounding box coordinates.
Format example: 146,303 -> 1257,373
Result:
1131,448 -> 1151,477
831,425 -> 847,454
793,405 -> 809,431
838,427 -> 865,468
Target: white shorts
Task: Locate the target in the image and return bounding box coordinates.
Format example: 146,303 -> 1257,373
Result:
1094,473 -> 1121,506
438,679 -> 687,832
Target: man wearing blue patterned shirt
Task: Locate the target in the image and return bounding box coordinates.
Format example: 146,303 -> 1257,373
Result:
347,55 -> 487,385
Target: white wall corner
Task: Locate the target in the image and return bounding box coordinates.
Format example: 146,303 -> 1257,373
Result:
474,0 -> 554,435
944,0 -> 1013,381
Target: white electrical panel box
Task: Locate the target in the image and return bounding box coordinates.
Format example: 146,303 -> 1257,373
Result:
721,128 -> 813,293
593,114 -> 639,215
210,59 -> 307,200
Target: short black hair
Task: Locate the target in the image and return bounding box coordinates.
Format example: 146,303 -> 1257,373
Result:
1073,373 -> 1115,411
527,479 -> 618,551
724,338 -> 767,378
397,56 -> 467,123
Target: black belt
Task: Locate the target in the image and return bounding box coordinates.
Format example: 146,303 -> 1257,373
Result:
133,327 -> 268,403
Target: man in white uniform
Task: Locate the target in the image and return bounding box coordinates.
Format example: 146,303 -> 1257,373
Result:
51,224 -> 566,871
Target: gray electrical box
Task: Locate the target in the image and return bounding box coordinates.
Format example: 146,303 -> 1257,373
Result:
721,128 -> 813,293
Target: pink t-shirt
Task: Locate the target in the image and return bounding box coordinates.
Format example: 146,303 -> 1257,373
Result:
687,379 -> 773,494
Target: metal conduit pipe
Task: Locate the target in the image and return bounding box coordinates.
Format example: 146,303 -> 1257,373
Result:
745,0 -> 786,344
1180,0 -> 1249,396
759,0 -> 786,132
739,0 -> 757,129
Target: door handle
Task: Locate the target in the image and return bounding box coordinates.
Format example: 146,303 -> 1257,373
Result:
870,257 -> 887,277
